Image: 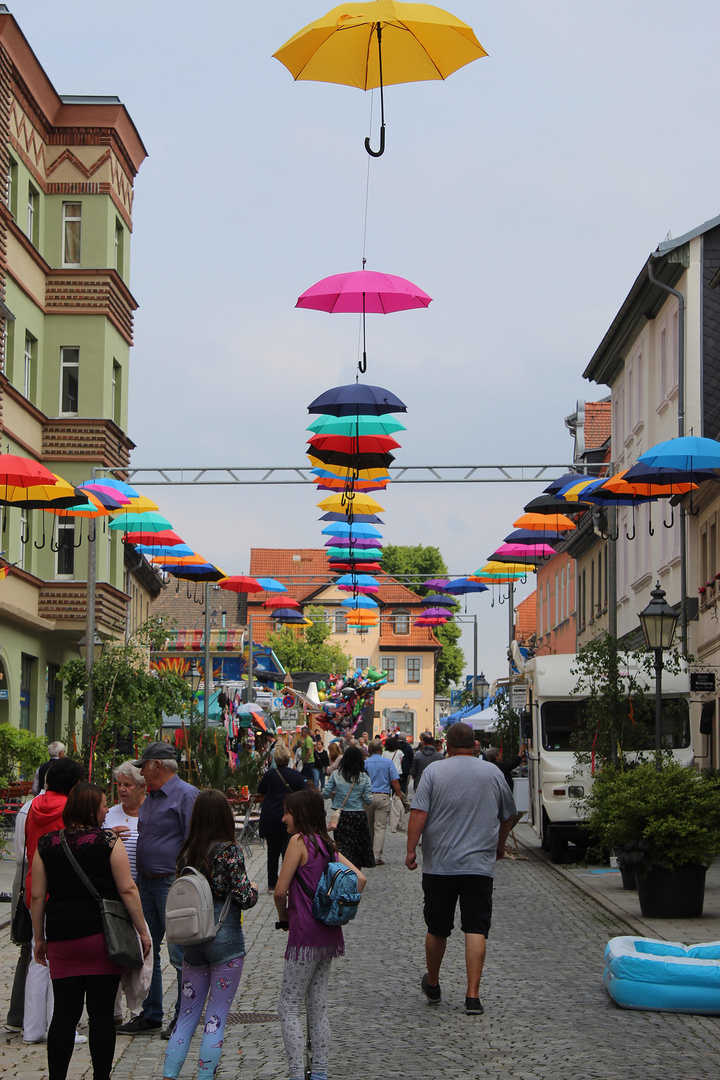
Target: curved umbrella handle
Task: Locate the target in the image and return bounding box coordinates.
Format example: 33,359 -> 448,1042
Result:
663,505 -> 675,529
364,125 -> 385,158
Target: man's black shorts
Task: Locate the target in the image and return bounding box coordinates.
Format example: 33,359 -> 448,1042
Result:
422,873 -> 493,938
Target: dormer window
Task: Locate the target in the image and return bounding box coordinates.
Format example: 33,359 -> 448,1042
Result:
394,609 -> 410,635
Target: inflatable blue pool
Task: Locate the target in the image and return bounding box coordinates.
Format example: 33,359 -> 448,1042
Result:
604,936 -> 720,1014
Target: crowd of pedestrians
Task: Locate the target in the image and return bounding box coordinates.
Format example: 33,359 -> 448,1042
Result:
6,722 -> 522,1079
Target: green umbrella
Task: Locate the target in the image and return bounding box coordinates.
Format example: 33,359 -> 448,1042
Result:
307,414 -> 406,436
109,512 -> 173,532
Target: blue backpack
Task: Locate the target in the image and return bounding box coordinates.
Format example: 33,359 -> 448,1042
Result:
297,842 -> 362,927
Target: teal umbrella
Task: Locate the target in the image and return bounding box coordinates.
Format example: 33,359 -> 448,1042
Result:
109,512 -> 173,532
307,414 -> 406,436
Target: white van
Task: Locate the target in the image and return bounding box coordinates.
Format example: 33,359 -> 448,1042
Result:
523,654 -> 692,863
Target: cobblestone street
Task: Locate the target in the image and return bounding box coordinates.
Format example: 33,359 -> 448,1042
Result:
3,829 -> 720,1079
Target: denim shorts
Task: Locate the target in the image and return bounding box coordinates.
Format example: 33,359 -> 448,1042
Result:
182,896 -> 245,966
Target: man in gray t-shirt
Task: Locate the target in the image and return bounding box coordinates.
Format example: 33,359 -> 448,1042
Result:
406,722 -> 515,1016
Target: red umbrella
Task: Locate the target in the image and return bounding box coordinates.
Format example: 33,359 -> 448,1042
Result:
0,454 -> 57,489
264,596 -> 300,609
308,433 -> 401,454
124,530 -> 186,547
297,270 -> 432,375
218,575 -> 263,593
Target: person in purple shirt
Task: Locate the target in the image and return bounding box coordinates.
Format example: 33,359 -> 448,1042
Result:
117,743 -> 198,1038
364,739 -> 402,866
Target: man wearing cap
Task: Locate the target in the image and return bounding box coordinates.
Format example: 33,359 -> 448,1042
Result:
117,742 -> 198,1037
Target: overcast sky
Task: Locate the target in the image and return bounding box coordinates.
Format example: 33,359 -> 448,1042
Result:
15,1 -> 720,684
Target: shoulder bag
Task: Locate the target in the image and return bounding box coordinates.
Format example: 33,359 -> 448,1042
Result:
328,781 -> 355,832
11,832 -> 32,945
59,829 -> 143,969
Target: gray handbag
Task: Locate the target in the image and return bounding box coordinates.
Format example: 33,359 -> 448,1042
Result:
59,830 -> 143,969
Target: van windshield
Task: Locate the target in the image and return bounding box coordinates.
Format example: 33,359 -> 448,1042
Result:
541,697 -> 690,752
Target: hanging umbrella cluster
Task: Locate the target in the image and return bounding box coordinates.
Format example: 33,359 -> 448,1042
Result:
306,383 -> 407,609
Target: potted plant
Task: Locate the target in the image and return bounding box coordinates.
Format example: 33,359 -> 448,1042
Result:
584,760 -> 720,917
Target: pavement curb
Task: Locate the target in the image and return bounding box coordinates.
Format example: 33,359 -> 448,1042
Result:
515,835 -> 668,941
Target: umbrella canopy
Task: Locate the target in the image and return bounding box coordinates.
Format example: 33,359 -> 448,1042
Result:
150,554 -> 209,566
424,578 -> 449,590
255,577 -> 287,592
49,491 -> 114,518
273,0 -> 487,156
321,522 -> 382,538
326,549 -> 382,561
308,384 -> 406,416
138,544 -> 194,558
264,595 -> 300,609
83,478 -> 139,498
491,544 -> 550,561
421,607 -> 456,618
122,495 -> 160,514
308,432 -> 401,454
555,477 -> 605,501
596,468 -> 696,498
0,474 -> 80,510
316,477 -> 390,492
309,463 -> 391,480
414,615 -> 447,626
162,564 -> 226,581
218,576 -> 263,594
330,562 -> 383,574
421,593 -> 457,605
473,562 -> 532,576
297,269 -> 432,314
309,414 -> 405,436
513,512 -> 577,531
0,455 -> 58,489
80,482 -> 132,506
523,494 -> 592,515
638,436 -> 720,474
109,512 -> 173,532
319,511 -> 384,524
324,536 -> 382,548
340,595 -> 378,608
543,473 -> 593,496
318,493 -> 385,513
503,530 -> 563,545
272,608 -> 309,622
309,444 -> 395,470
441,578 -> 489,595
124,530 -> 186,547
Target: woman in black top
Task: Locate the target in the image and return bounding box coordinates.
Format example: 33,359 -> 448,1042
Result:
30,782 -> 150,1080
256,742 -> 306,889
314,737 -> 330,790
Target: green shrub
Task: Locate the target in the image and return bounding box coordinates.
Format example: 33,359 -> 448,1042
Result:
0,726 -> 48,787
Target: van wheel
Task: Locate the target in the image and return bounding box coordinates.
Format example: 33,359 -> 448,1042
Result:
548,829 -> 568,864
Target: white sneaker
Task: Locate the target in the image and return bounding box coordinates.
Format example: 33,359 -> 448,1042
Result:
74,1032 -> 87,1044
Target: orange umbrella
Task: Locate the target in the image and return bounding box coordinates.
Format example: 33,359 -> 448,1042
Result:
150,554 -> 209,566
513,512 -> 577,532
598,469 -> 697,498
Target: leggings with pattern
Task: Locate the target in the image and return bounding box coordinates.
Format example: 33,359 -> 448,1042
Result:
162,957 -> 243,1080
277,953 -> 333,1080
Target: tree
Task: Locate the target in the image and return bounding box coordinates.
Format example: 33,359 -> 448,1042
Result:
381,544 -> 466,692
59,617 -> 191,785
265,606 -> 350,674
0,727 -> 47,788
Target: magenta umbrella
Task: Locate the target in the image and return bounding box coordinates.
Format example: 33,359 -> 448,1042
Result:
296,269 -> 432,375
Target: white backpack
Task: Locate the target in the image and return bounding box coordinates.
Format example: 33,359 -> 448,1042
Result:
165,864 -> 232,946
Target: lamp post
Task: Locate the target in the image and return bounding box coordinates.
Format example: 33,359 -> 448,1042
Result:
639,581 -> 680,771
185,658 -> 202,723
476,671 -> 490,710
77,631 -> 104,754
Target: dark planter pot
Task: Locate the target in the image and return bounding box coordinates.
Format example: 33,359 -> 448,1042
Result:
619,866 -> 636,891
636,864 -> 707,919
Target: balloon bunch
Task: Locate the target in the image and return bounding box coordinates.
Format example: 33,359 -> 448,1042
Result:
314,666 -> 388,736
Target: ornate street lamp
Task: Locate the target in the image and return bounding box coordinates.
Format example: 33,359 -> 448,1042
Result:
77,631 -> 105,663
476,671 -> 490,709
639,582 -> 680,771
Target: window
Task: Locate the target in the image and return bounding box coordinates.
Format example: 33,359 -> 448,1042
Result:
23,333 -> 36,401
381,657 -> 396,683
2,317 -> 12,378
62,202 -> 82,266
394,609 -> 410,635
406,657 -> 421,683
60,348 -> 79,414
355,657 -> 369,671
671,310 -> 679,393
334,610 -> 347,634
27,184 -> 38,245
590,560 -> 595,620
20,654 -> 35,731
635,349 -> 644,425
56,518 -> 75,577
114,219 -> 124,274
111,360 -> 122,425
604,546 -> 608,607
554,572 -> 559,627
7,156 -> 17,216
626,363 -> 633,436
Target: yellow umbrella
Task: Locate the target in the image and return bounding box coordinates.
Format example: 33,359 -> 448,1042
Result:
317,492 -> 385,514
122,495 -> 160,513
274,1 -> 487,156
306,456 -> 390,480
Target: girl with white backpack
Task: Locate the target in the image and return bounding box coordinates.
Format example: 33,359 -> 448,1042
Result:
162,790 -> 258,1080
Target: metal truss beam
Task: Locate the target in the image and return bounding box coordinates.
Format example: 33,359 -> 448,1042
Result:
124,464 -> 589,486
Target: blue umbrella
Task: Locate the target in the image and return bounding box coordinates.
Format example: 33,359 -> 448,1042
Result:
638,436 -> 720,474
421,593 -> 458,605
319,511 -> 385,524
624,458 -> 718,486
334,574 -> 380,587
503,529 -> 563,545
307,383 -> 407,417
255,577 -> 287,592
340,595 -> 378,608
135,543 -> 194,557
320,522 -> 382,538
272,608 -> 307,622
442,578 -> 489,595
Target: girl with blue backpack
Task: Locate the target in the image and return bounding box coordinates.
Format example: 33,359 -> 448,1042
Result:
274,788 -> 366,1080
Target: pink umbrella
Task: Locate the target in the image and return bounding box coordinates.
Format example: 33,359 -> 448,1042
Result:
296,269 -> 432,374
491,544 -> 555,561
